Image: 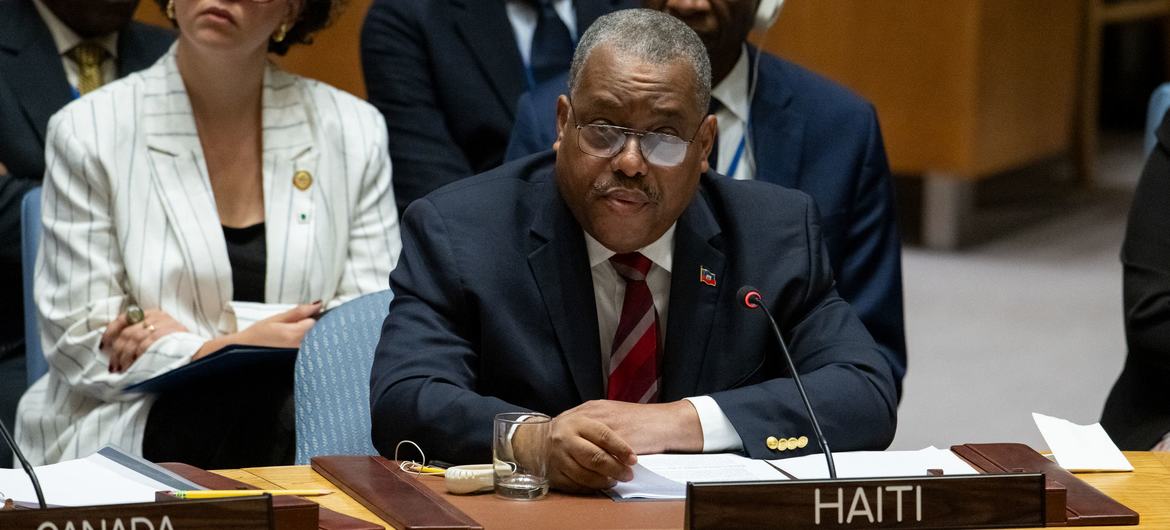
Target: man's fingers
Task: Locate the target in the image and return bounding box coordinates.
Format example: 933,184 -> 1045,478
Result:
579,420 -> 638,468
553,446 -> 619,490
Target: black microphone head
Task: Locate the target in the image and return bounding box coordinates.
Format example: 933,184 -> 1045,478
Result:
737,285 -> 762,309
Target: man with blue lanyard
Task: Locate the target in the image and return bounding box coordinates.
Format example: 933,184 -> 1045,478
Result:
505,0 -> 908,397
0,0 -> 173,467
361,0 -> 637,215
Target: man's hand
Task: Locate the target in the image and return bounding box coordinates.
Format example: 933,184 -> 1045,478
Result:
0,161 -> 8,176
543,399 -> 704,493
564,399 -> 704,455
543,410 -> 637,493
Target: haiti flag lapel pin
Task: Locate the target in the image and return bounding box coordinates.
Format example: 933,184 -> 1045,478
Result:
699,266 -> 717,287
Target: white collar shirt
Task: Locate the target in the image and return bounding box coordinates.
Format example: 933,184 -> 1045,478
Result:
584,224 -> 742,452
504,0 -> 578,68
710,45 -> 753,181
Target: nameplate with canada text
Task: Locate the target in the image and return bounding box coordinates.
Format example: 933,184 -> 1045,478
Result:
685,473 -> 1046,529
0,495 -> 273,530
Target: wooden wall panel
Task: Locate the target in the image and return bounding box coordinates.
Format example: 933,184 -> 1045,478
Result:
760,0 -> 1080,178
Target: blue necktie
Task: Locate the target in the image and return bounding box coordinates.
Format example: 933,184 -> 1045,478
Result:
529,0 -> 574,84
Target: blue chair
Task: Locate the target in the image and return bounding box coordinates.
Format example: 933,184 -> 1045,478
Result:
294,289 -> 393,463
21,187 -> 46,386
1145,83 -> 1170,157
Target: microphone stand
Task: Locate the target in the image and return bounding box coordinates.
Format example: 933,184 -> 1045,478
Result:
0,418 -> 46,509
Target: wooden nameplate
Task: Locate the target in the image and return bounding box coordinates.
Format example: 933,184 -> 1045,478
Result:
311,456 -> 482,530
686,472 -> 1046,529
159,462 -> 383,530
0,495 -> 273,530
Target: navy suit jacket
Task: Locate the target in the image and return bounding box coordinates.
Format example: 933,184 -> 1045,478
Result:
0,0 -> 172,352
360,0 -> 635,215
506,48 -> 907,394
370,152 -> 898,464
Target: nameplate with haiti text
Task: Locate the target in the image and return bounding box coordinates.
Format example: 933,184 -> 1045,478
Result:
0,495 -> 273,530
685,473 -> 1046,529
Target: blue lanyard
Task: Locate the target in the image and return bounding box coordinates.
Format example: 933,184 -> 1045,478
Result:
725,134 -> 747,178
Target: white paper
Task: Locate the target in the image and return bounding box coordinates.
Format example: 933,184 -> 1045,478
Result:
608,453 -> 787,500
1032,412 -> 1133,472
0,453 -> 173,506
770,447 -> 979,480
230,301 -> 298,331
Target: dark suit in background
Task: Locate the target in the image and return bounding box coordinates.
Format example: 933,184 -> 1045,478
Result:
505,48 -> 907,393
1102,111 -> 1170,450
360,0 -> 634,215
0,0 -> 172,464
370,152 -> 898,464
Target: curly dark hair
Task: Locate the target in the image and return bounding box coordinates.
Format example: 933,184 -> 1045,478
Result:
153,0 -> 342,56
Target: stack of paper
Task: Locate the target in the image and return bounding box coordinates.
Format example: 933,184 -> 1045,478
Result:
608,453 -> 787,500
0,447 -> 200,506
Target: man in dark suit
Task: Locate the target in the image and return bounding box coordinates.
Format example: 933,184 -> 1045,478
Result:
1102,111 -> 1170,451
371,9 -> 896,492
505,0 -> 907,397
360,0 -> 636,215
0,0 -> 172,464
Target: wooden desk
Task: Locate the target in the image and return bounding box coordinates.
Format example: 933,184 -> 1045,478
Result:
217,452 -> 1170,529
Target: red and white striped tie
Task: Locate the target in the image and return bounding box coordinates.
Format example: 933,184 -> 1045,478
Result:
607,252 -> 660,403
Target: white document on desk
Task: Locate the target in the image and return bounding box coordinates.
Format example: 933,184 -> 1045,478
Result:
607,453 -> 788,501
1032,412 -> 1134,472
0,447 -> 197,506
770,447 -> 979,480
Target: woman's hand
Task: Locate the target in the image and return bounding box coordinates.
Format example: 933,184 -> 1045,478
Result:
193,301 -> 322,361
101,309 -> 190,372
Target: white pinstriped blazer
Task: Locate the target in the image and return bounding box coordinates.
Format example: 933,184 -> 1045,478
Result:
15,46 -> 402,465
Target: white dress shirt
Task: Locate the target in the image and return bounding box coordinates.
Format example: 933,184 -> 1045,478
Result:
505,0 -> 578,67
710,45 -> 753,181
32,0 -> 119,92
585,227 -> 744,452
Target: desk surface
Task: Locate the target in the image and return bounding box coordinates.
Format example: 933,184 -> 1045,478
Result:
216,452 -> 1170,530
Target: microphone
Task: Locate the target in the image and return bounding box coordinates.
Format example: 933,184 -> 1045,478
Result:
737,285 -> 837,479
0,418 -> 47,508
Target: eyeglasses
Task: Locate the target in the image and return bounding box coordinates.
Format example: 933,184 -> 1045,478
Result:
570,106 -> 696,167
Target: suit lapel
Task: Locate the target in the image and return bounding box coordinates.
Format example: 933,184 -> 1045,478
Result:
528,178 -> 604,402
0,1 -> 73,145
749,48 -> 803,188
661,183 -> 726,401
451,0 -> 526,116
259,66 -> 317,303
143,51 -> 233,332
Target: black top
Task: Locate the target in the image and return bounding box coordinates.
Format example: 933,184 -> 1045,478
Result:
1102,110 -> 1170,450
223,223 -> 266,303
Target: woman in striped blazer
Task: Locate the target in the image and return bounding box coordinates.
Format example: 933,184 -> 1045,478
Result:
16,0 -> 401,466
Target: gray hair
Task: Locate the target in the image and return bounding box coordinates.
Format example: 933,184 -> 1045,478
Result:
567,8 -> 711,115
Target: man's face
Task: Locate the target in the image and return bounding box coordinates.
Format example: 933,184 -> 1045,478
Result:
553,44 -> 715,254
41,0 -> 141,39
644,0 -> 758,59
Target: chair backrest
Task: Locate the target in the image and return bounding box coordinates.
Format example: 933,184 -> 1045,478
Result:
294,289 -> 393,464
21,187 -> 46,386
1145,83 -> 1170,156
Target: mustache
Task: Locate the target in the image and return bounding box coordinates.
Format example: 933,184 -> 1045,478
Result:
590,178 -> 662,204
